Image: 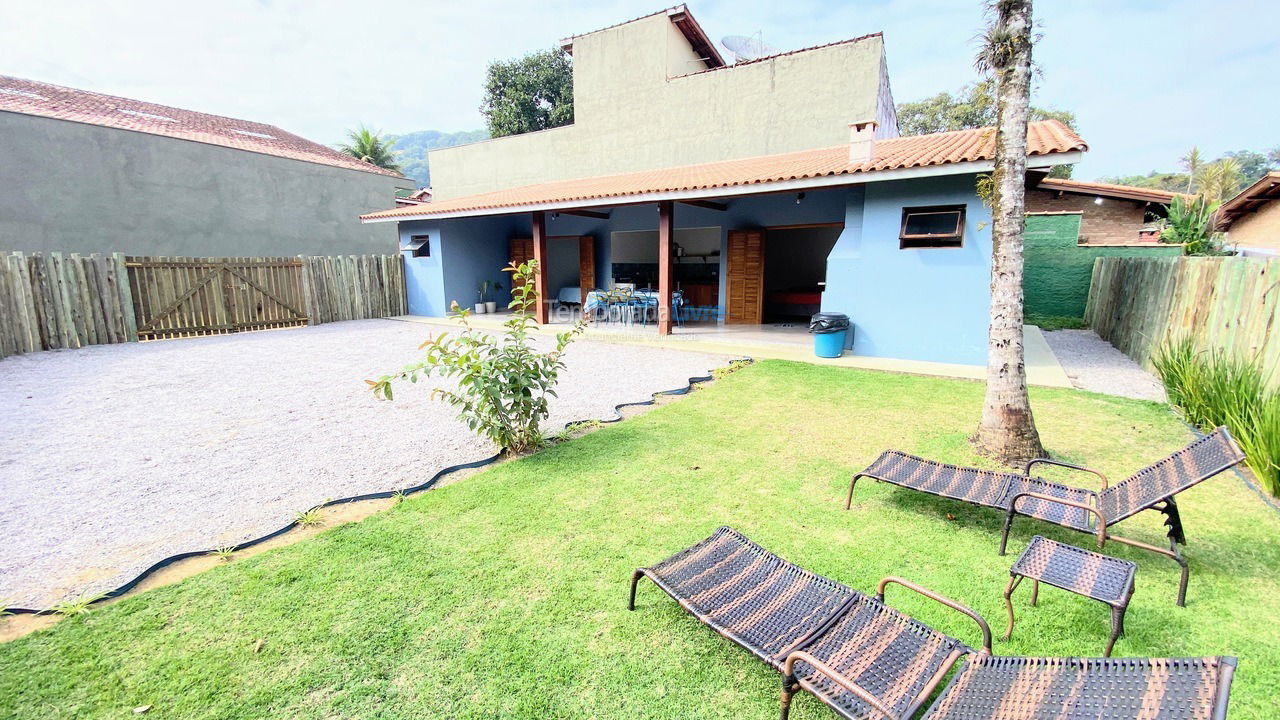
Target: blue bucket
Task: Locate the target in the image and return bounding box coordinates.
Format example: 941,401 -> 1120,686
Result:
813,329 -> 846,358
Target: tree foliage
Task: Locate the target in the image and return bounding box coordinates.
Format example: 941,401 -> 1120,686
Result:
1103,146 -> 1277,199
369,261 -> 584,454
480,49 -> 574,138
1223,150 -> 1271,184
391,129 -> 489,187
896,80 -> 1077,135
896,79 -> 1077,177
336,125 -> 402,173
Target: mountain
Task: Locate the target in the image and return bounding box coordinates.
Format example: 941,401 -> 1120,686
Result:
390,129 -> 489,188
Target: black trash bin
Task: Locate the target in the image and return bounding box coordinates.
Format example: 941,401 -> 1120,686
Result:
809,312 -> 850,358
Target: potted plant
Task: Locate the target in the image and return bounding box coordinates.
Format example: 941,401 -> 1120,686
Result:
474,281 -> 488,313
484,281 -> 502,313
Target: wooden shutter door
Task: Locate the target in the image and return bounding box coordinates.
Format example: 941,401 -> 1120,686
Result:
725,230 -> 764,324
509,238 -> 533,289
578,236 -> 595,308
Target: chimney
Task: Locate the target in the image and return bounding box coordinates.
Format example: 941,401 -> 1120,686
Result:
848,120 -> 877,164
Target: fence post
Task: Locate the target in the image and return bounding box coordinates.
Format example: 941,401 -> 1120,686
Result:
299,255 -> 315,326
112,252 -> 139,343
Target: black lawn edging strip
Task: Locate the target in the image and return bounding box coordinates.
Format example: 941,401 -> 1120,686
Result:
5,358 -> 749,617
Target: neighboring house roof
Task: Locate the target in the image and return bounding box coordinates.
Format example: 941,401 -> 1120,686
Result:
1216,172 -> 1280,230
1036,178 -> 1191,205
395,188 -> 433,206
0,75 -> 403,177
362,120 -> 1086,222
560,5 -> 725,69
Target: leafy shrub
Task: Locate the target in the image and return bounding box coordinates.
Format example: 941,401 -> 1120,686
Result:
1153,338 -> 1279,495
1158,196 -> 1234,256
370,261 -> 584,454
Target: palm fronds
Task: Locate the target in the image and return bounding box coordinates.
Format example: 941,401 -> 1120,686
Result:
337,125 -> 402,173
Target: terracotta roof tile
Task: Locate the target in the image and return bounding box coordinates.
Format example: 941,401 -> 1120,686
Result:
362,120 -> 1086,221
1037,178 -> 1191,204
0,75 -> 403,177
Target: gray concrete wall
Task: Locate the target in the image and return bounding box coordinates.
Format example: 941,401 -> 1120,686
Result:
0,111 -> 411,256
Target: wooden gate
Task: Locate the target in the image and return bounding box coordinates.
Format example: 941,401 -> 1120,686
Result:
125,256 -> 308,339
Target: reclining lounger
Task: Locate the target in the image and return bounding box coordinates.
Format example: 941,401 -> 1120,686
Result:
847,428 -> 1245,606
630,527 -> 1236,720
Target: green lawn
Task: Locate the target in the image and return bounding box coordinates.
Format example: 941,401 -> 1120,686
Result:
3,360 -> 1278,719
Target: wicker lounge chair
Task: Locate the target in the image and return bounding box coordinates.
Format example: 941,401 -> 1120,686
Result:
917,655 -> 1236,720
847,428 -> 1245,606
629,527 -> 1236,720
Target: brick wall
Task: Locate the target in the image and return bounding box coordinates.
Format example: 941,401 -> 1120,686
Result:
1025,189 -> 1150,245
1226,198 -> 1280,251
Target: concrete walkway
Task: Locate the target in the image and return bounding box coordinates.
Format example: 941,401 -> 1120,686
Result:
398,315 -> 1074,389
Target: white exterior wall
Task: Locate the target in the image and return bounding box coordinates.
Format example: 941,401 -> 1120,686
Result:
429,13 -> 896,200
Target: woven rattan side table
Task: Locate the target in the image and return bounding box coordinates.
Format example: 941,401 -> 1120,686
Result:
1003,535 -> 1137,657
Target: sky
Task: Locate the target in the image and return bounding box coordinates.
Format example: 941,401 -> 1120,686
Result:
1,0 -> 1276,180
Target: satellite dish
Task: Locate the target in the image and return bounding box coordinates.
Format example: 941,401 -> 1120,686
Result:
721,32 -> 779,63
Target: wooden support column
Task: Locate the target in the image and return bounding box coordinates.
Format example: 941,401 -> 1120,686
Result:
657,200 -> 674,335
531,211 -> 549,324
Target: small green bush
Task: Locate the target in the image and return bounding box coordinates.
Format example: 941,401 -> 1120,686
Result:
370,261 -> 585,454
1154,339 -> 1279,495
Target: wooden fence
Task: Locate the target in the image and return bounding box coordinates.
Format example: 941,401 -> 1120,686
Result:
0,252 -> 136,357
1085,256 -> 1280,382
1,252 -> 406,359
302,255 -> 406,325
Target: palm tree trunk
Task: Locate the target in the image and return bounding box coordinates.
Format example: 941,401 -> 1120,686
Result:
973,0 -> 1046,464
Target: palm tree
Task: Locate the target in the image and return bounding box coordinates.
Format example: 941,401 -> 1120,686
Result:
1180,146 -> 1203,194
337,125 -> 402,173
972,0 -> 1046,464
1196,158 -> 1243,207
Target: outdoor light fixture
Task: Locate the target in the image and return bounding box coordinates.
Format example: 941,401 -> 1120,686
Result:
796,192 -> 806,204
1095,197 -> 1104,205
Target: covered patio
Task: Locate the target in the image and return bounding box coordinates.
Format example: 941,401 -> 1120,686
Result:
363,121 -> 1087,366
390,189 -> 851,338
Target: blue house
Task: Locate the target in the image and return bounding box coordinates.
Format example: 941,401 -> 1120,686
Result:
360,6 -> 1086,366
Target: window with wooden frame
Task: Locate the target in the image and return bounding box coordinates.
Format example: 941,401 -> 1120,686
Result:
899,205 -> 966,248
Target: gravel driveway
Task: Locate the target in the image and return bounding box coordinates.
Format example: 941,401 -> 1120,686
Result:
0,319 -> 729,609
1043,329 -> 1167,402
